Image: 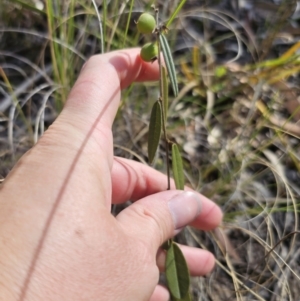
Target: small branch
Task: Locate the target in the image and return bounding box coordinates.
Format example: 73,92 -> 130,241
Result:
155,7 -> 170,190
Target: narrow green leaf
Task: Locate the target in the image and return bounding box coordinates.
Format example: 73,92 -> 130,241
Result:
91,0 -> 105,54
162,66 -> 169,122
122,0 -> 135,47
172,144 -> 184,190
166,0 -> 187,27
159,34 -> 179,97
148,101 -> 162,163
166,241 -> 190,299
102,0 -> 107,53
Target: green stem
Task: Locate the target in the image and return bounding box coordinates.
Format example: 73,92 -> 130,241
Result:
155,8 -> 170,190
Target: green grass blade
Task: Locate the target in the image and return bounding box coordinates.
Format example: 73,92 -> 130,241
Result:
122,0 -> 135,47
172,143 -> 184,190
148,101 -> 162,164
103,0 -> 107,51
162,66 -> 169,122
166,241 -> 190,299
166,0 -> 187,27
159,34 -> 178,97
91,0 -> 104,54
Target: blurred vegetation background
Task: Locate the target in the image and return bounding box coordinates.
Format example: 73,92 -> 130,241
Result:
1,0 -> 300,300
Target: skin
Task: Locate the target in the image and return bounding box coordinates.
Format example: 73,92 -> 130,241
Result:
0,48 -> 223,301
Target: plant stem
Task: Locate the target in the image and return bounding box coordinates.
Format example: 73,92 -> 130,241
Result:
155,8 -> 170,190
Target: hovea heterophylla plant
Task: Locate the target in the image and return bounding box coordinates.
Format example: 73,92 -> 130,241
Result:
138,5 -> 191,301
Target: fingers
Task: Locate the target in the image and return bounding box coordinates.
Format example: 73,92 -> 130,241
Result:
117,190 -> 202,252
112,157 -> 223,230
156,244 -> 215,276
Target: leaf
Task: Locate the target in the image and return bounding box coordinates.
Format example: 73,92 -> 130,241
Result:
162,66 -> 169,123
280,40 -> 300,60
159,34 -> 179,97
91,0 -> 105,54
166,0 -> 187,27
172,144 -> 184,190
166,241 -> 190,299
148,101 -> 162,164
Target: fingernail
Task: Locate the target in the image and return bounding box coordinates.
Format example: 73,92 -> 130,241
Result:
168,191 -> 202,229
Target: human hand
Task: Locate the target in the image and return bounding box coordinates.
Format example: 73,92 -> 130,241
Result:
0,49 -> 222,301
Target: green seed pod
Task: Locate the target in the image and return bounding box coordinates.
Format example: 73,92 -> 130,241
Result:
140,42 -> 158,62
136,13 -> 156,34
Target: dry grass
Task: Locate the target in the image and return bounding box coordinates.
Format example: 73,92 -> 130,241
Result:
1,0 -> 300,300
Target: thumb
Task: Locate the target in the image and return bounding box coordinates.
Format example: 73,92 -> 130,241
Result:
116,191 -> 202,252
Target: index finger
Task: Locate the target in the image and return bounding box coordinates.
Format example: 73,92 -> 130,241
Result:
64,48 -> 160,130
